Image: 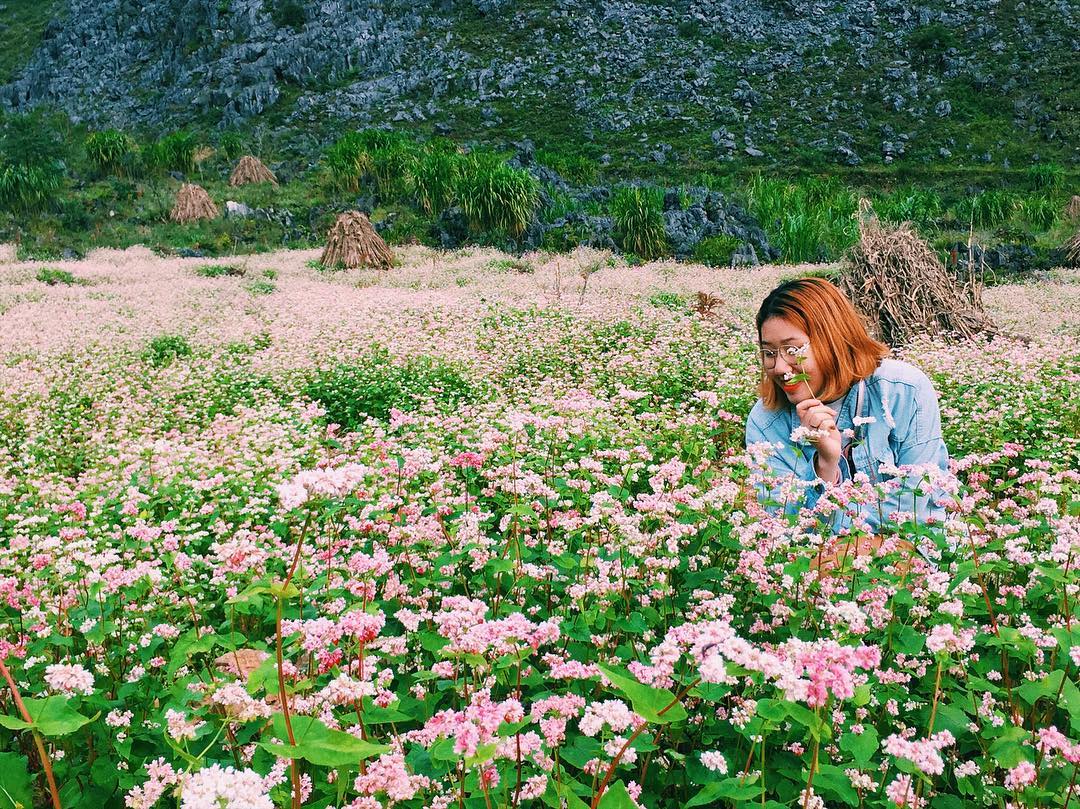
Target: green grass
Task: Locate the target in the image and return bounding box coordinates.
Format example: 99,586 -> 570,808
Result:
0,0 -> 65,83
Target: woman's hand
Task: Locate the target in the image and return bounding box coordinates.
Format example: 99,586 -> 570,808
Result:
796,398 -> 841,479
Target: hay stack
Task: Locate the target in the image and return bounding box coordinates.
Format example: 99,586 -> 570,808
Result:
838,211 -> 996,345
229,155 -> 278,187
1065,231 -> 1080,267
1066,195 -> 1080,222
320,211 -> 394,270
170,183 -> 218,223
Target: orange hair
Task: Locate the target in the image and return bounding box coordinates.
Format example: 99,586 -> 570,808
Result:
755,277 -> 888,410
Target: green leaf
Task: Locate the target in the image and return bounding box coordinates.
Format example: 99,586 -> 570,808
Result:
988,726 -> 1029,768
0,751 -> 33,809
686,776 -> 762,806
261,713 -> 390,767
597,781 -> 639,809
597,663 -> 687,724
14,697 -> 94,737
1015,670 -> 1066,706
840,726 -> 878,764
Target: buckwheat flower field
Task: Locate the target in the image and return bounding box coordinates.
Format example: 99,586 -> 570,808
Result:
1,245 -> 1079,809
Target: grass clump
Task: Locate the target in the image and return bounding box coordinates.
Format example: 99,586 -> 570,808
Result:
303,349 -> 481,429
35,267 -> 81,285
692,234 -> 741,267
85,130 -> 139,178
144,334 -> 193,368
195,263 -> 245,277
611,186 -> 667,260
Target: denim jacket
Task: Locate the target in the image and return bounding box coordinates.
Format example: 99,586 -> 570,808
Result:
745,358 -> 951,532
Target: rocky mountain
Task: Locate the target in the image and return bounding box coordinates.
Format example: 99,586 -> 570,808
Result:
2,0 -> 1079,172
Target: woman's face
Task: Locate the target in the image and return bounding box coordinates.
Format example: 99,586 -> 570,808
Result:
759,316 -> 824,405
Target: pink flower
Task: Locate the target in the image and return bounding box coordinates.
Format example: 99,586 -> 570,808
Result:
43,663 -> 94,696
1004,761 -> 1037,790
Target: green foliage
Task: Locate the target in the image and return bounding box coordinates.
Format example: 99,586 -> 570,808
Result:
955,191 -> 1016,229
535,148 -> 600,186
368,140 -> 416,202
35,267 -> 80,285
1016,194 -> 1060,230
146,130 -> 199,174
746,175 -> 857,263
246,278 -> 276,294
218,131 -> 247,162
647,291 -> 687,311
487,257 -> 534,273
144,334 -> 193,367
85,129 -> 138,177
1027,162 -> 1064,190
0,113 -> 66,212
303,349 -> 481,429
195,263 -> 245,277
411,142 -> 460,215
906,22 -> 958,54
692,233 -> 741,267
875,187 -> 945,230
454,152 -> 539,237
611,185 -> 667,260
267,0 -> 306,29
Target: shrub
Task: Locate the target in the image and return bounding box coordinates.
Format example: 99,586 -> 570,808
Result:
611,185 -> 667,260
535,148 -> 599,186
303,349 -> 481,429
246,279 -> 276,294
267,0 -> 305,29
411,144 -> 461,215
0,114 -> 66,212
146,130 -> 199,174
1026,162 -> 1063,190
1016,194 -> 1060,230
324,132 -> 371,192
487,257 -> 534,273
455,152 -> 539,237
875,187 -> 945,231
195,263 -> 245,277
85,130 -> 138,177
906,22 -> 957,54
218,131 -> 247,162
35,267 -> 79,285
368,141 -> 416,202
955,191 -> 1016,229
692,234 -> 741,267
144,334 -> 192,367
648,291 -> 687,311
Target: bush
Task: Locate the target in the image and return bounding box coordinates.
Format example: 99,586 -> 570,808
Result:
144,334 -> 193,367
1026,162 -> 1064,190
692,234 -> 741,267
196,263 -> 245,277
146,131 -> 199,174
611,185 -> 667,260
36,267 -> 79,285
246,278 -> 276,294
455,152 -> 539,237
906,23 -> 957,54
745,176 -> 857,263
411,144 -> 461,215
0,113 -> 66,212
648,291 -> 687,311
955,191 -> 1016,229
267,0 -> 305,29
218,131 -> 247,162
1016,194 -> 1060,230
303,349 -> 481,429
85,130 -> 138,177
875,187 -> 945,231
535,149 -> 599,186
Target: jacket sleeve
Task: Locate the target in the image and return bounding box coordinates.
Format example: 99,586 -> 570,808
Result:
746,409 -> 839,516
877,378 -> 951,527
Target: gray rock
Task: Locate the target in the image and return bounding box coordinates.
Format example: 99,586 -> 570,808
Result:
225,200 -> 254,218
935,100 -> 952,117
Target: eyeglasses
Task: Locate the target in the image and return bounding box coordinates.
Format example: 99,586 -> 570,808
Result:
759,343 -> 809,367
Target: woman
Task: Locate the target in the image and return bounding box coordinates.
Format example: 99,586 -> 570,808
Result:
745,277 -> 952,535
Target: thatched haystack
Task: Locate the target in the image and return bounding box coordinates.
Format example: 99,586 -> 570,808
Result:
1065,231 -> 1080,267
320,211 -> 394,270
229,155 -> 278,187
1066,195 -> 1080,222
838,210 -> 996,345
170,183 -> 218,223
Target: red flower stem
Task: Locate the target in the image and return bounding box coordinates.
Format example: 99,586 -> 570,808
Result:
589,678 -> 699,809
277,511 -> 313,809
0,658 -> 62,809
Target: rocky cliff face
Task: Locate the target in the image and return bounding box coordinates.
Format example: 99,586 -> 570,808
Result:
3,0 -> 1079,168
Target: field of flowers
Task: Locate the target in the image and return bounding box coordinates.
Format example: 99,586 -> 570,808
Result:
0,244 -> 1079,809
